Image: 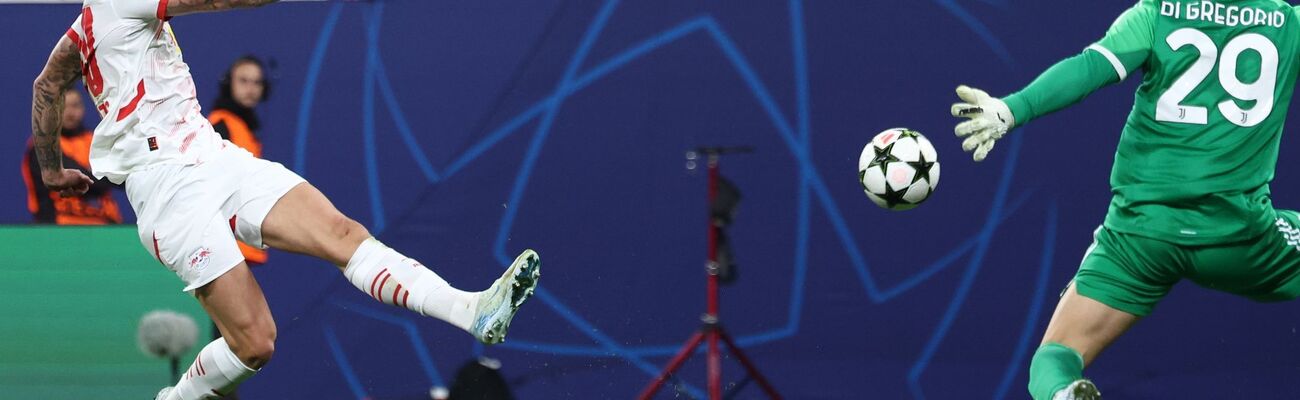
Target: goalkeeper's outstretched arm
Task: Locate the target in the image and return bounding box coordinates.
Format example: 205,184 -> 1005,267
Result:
951,2 -> 1154,161
1004,49 -> 1125,126
951,50 -> 1123,161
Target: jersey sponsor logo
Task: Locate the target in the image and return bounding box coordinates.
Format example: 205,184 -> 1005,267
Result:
188,247 -> 212,272
147,137 -> 159,151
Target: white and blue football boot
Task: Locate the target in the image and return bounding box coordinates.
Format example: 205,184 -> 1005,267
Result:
469,249 -> 541,344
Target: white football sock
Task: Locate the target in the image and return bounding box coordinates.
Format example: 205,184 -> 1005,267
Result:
343,238 -> 480,331
165,338 -> 256,400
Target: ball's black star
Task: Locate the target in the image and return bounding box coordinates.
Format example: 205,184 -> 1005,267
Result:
876,180 -> 910,209
868,142 -> 900,175
899,129 -> 920,139
906,152 -> 936,185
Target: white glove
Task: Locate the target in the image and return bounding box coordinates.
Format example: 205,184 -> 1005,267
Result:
951,85 -> 1016,162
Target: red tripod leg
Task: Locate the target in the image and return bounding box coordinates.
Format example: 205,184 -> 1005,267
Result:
637,331 -> 707,400
717,330 -> 781,400
708,330 -> 722,400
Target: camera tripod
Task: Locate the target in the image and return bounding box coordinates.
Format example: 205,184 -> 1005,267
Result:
636,147 -> 780,400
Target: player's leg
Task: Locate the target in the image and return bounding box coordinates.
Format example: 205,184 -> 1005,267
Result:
1028,226 -> 1183,400
257,182 -> 539,343
160,263 -> 273,400
1029,284 -> 1137,400
131,176 -> 272,400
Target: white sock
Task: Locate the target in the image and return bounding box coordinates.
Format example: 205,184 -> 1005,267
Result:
165,338 -> 256,400
343,238 -> 480,331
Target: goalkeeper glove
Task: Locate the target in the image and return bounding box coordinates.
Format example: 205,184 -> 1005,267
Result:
951,85 -> 1015,162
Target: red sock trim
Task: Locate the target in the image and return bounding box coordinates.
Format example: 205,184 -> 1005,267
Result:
369,268 -> 387,300
376,274 -> 392,303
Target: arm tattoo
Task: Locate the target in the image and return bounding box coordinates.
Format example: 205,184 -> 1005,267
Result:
167,0 -> 279,17
31,37 -> 81,175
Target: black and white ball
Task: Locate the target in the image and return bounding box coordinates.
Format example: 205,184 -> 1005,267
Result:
858,128 -> 940,211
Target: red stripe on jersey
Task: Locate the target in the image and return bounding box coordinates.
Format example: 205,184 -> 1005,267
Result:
196,356 -> 205,376
369,268 -> 387,300
157,0 -> 171,20
116,80 -> 146,122
392,284 -> 402,307
376,274 -> 391,303
401,290 -> 410,308
152,232 -> 164,265
65,28 -> 80,46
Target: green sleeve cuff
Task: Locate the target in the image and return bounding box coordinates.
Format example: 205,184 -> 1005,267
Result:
1004,93 -> 1032,127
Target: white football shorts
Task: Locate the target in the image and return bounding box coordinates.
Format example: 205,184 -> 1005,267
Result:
125,142 -> 305,292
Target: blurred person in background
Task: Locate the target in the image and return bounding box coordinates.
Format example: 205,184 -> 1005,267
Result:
21,89 -> 121,225
209,55 -> 267,159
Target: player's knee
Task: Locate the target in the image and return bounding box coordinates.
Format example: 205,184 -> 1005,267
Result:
241,337 -> 275,370
325,213 -> 366,241
312,214 -> 370,265
229,320 -> 277,369
323,214 -> 369,256
234,331 -> 276,369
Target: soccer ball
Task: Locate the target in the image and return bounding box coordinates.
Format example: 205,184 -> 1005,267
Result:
858,128 -> 940,211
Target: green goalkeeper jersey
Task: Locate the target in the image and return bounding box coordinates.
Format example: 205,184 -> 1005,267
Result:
1009,0 -> 1300,245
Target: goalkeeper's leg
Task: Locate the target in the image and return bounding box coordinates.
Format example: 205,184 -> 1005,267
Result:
1029,283 -> 1138,400
1030,225 -> 1179,399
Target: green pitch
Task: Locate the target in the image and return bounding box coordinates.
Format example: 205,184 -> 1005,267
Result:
0,226 -> 211,399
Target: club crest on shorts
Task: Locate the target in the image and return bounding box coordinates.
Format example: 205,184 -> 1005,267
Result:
188,247 -> 213,272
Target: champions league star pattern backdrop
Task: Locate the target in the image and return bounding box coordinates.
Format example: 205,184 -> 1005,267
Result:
4,1 -> 1300,398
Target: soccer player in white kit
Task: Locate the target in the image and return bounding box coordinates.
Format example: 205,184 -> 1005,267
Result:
30,1 -> 541,398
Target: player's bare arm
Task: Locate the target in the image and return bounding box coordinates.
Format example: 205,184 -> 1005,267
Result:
31,35 -> 92,197
166,0 -> 280,17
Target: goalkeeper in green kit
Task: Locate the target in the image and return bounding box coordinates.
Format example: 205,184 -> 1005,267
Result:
951,1 -> 1300,399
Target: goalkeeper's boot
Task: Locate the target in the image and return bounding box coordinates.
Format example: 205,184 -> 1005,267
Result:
1053,379 -> 1101,400
469,249 -> 541,344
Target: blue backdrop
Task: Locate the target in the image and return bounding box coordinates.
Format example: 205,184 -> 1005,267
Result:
4,1 -> 1300,398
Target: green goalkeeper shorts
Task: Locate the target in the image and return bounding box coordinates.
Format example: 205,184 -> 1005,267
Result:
1074,209 -> 1300,317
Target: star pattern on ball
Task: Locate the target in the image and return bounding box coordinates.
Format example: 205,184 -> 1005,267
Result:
869,142 -> 899,175
877,179 -> 910,209
906,152 -> 935,185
